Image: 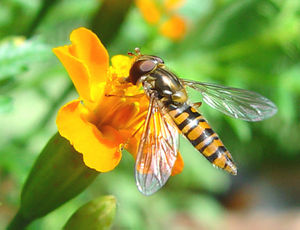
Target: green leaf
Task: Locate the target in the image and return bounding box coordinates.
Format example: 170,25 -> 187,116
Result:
0,37 -> 50,79
0,95 -> 13,113
226,117 -> 252,142
200,0 -> 278,48
63,195 -> 117,230
7,133 -> 99,230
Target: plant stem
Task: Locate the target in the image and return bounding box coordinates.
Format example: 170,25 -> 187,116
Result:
24,0 -> 60,38
6,212 -> 31,230
90,0 -> 134,45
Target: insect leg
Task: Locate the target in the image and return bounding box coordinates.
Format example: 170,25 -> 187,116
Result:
121,122 -> 145,151
192,102 -> 202,108
105,93 -> 145,98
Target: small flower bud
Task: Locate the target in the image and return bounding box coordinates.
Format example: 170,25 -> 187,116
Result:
63,195 -> 117,230
8,133 -> 99,229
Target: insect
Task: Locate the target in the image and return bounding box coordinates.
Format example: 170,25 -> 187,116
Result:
127,48 -> 277,196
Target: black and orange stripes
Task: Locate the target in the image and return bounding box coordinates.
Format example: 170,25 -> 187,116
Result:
168,104 -> 237,175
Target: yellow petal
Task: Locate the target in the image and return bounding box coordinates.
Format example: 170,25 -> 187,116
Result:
164,0 -> 185,11
53,27 -> 109,102
135,0 -> 161,24
159,15 -> 186,41
53,46 -> 92,101
56,100 -> 123,172
69,27 -> 109,85
124,132 -> 140,160
171,152 -> 184,176
110,102 -> 140,129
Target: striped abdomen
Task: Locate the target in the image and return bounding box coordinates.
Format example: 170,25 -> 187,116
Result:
168,104 -> 237,175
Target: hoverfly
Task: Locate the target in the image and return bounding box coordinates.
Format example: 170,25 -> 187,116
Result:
127,48 -> 277,196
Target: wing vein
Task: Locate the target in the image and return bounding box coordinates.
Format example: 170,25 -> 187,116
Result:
182,79 -> 277,121
135,95 -> 179,195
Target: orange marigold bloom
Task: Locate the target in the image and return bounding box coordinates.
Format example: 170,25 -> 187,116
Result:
164,0 -> 185,11
135,0 -> 161,24
135,0 -> 187,41
160,15 -> 186,41
53,27 -> 184,175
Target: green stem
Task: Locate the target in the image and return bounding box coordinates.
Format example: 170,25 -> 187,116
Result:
24,0 -> 60,37
90,0 -> 134,45
6,212 -> 31,230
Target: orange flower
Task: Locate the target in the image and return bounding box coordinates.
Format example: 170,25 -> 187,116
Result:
53,27 -> 183,175
135,0 -> 187,41
160,15 -> 186,41
164,0 -> 185,11
135,0 -> 161,24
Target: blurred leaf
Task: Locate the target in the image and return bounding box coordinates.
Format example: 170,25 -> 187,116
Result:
0,0 -> 40,37
174,136 -> 231,193
0,37 -> 50,79
0,76 -> 17,93
226,116 -> 251,142
24,0 -> 60,38
200,0 -> 278,48
64,195 -> 116,230
186,194 -> 224,227
277,83 -> 296,123
91,0 -> 134,45
0,95 -> 13,113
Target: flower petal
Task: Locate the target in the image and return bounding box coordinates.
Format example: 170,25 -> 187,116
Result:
159,15 -> 186,41
164,0 -> 185,11
53,27 -> 109,102
125,131 -> 141,160
56,100 -> 123,172
69,27 -> 109,85
171,152 -> 184,176
53,46 -> 92,101
135,0 -> 161,24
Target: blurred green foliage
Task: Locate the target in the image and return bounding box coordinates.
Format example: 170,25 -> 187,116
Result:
0,0 -> 299,229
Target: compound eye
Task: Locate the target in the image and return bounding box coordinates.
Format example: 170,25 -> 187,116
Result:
138,60 -> 156,74
151,56 -> 164,64
155,57 -> 164,64
129,59 -> 157,85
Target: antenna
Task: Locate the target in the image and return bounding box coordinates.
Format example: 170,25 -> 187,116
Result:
134,47 -> 141,55
128,47 -> 141,57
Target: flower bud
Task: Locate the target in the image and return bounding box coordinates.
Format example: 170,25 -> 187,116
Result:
63,195 -> 116,230
7,133 -> 99,229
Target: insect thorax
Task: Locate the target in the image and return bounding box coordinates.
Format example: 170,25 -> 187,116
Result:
143,67 -> 188,107
128,54 -> 188,106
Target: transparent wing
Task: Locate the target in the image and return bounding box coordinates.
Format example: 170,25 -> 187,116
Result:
182,79 -> 277,121
135,96 -> 179,196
